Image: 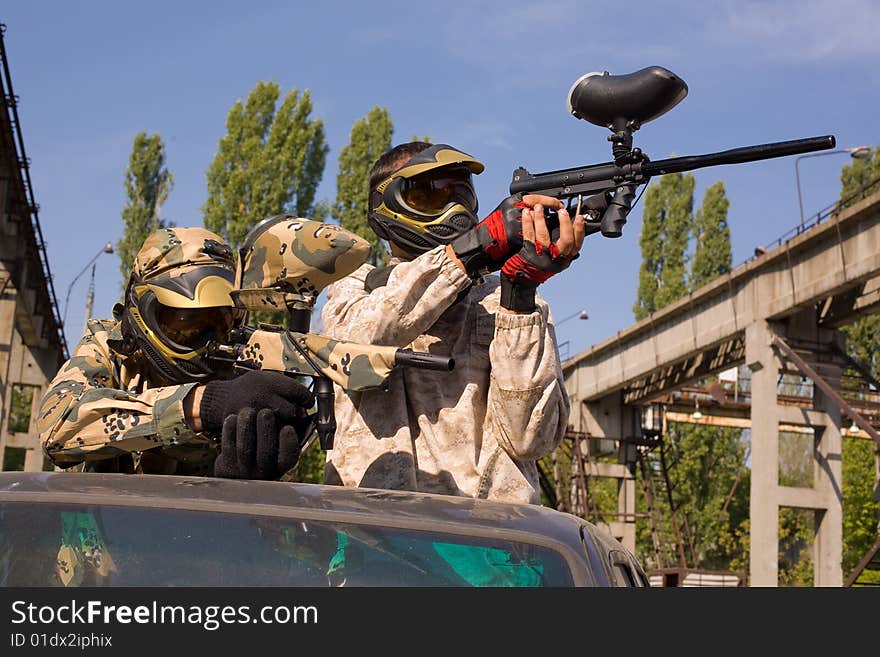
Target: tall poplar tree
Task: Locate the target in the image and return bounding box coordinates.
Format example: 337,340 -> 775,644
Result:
333,106 -> 393,265
633,172 -> 694,319
691,182 -> 731,290
633,185 -> 663,320
117,132 -> 173,287
674,179 -> 742,568
632,172 -> 749,573
203,82 -> 328,249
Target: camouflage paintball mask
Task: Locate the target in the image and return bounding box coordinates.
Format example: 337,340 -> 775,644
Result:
125,227 -> 243,383
233,214 -> 371,315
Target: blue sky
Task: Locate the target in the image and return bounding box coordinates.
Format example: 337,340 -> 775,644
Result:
3,0 -> 878,357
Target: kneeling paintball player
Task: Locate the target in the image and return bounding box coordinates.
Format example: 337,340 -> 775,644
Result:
38,227 -> 315,480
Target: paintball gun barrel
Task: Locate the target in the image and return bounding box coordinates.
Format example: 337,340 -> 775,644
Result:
510,66 -> 836,238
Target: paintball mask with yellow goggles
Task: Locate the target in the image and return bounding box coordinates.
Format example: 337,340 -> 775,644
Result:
368,144 -> 485,255
125,228 -> 245,384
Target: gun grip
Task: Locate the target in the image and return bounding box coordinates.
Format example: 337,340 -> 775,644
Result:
601,185 -> 637,238
313,376 -> 336,450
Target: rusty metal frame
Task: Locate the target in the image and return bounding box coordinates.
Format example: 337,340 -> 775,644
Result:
772,336 -> 880,446
845,536 -> 880,587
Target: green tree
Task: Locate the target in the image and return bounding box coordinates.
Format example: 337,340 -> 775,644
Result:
844,317 -> 880,377
837,147 -> 880,580
633,184 -> 662,320
117,132 -> 172,287
839,148 -> 880,379
778,507 -> 814,586
8,384 -> 35,433
293,440 -> 326,484
633,172 -> 694,319
632,172 -> 751,575
716,470 -> 751,576
839,145 -> 880,210
334,106 -> 394,265
690,181 -> 731,290
203,81 -> 328,249
666,423 -> 748,569
843,438 -> 879,577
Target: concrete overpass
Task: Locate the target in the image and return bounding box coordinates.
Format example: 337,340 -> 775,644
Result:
562,188 -> 880,586
0,24 -> 67,473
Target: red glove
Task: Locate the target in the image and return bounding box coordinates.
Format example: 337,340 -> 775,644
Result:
502,241 -> 574,284
499,201 -> 583,312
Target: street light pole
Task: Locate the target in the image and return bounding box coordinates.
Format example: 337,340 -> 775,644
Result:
556,309 -> 589,326
554,309 -> 588,360
62,242 -> 114,331
795,146 -> 872,228
83,263 -> 98,336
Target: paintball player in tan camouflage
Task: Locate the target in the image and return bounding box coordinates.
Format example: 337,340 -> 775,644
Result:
37,226 -> 314,478
321,142 -> 585,504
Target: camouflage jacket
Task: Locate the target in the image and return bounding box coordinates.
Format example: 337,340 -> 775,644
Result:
37,309 -> 216,474
320,245 -> 569,505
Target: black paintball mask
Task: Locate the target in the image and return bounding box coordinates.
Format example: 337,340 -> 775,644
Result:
368,144 -> 485,256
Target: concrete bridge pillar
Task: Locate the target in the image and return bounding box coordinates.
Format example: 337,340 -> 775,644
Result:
746,316 -> 844,586
746,320 -> 781,586
577,393 -> 638,553
813,386 -> 843,586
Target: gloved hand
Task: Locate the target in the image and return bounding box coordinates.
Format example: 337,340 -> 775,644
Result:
199,370 -> 315,433
213,407 -> 304,480
450,193 -> 563,277
500,204 -> 585,312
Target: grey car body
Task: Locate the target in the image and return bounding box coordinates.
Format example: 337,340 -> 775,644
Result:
0,472 -> 648,587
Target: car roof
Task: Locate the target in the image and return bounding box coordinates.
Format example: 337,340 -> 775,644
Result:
0,471 -> 578,533
0,471 -> 619,585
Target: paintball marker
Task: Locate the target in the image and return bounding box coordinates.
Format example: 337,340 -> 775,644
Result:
207,214 -> 453,451
509,66 -> 836,238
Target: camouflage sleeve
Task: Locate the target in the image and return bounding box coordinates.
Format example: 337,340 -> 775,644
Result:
322,245 -> 472,347
485,298 -> 569,461
37,332 -> 200,467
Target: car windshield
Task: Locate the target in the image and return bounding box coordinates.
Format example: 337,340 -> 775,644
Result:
0,502 -> 574,587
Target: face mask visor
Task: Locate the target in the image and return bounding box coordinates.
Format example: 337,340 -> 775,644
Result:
152,304 -> 236,350
395,167 -> 478,220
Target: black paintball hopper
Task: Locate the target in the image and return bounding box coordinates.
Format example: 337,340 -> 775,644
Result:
567,65 -> 688,131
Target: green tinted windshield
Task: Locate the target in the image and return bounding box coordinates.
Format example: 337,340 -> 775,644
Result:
0,502 -> 574,587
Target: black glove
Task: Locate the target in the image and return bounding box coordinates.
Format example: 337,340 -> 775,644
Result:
500,241 -> 577,312
449,193 -> 529,277
199,370 -> 314,433
213,407 -> 304,480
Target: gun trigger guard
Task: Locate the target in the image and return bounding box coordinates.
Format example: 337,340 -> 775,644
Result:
583,219 -> 603,237
575,194 -> 583,217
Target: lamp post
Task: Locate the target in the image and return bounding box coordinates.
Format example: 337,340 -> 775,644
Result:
556,309 -> 589,326
62,242 -> 114,332
795,146 -> 871,228
555,309 -> 588,360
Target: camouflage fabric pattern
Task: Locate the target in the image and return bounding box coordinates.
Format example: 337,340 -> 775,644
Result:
321,245 -> 569,505
233,330 -> 398,392
233,215 -> 370,312
133,226 -> 235,283
56,512 -> 117,587
37,317 -> 214,470
130,226 -> 237,312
